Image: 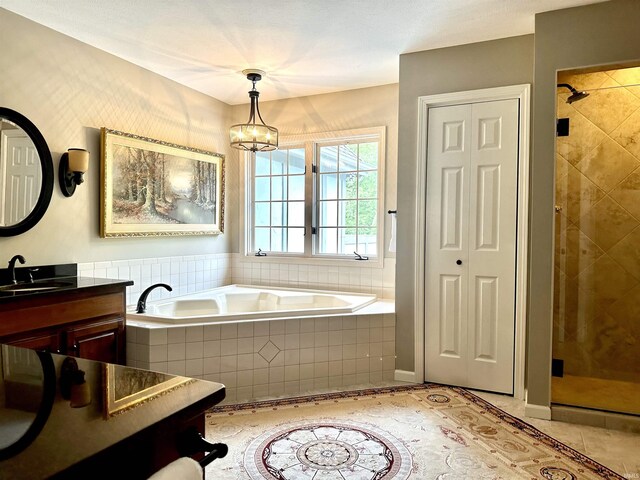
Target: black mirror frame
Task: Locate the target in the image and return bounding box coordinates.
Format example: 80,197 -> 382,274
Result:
0,107 -> 54,236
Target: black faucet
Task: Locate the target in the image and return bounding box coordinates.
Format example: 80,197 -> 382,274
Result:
136,283 -> 172,313
8,255 -> 26,284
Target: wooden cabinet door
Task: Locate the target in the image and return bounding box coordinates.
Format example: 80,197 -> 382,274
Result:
5,330 -> 62,354
66,317 -> 125,365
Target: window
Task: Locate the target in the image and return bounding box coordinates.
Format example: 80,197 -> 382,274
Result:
246,127 -> 385,261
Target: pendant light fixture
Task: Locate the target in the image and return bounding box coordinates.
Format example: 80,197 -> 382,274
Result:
229,69 -> 278,152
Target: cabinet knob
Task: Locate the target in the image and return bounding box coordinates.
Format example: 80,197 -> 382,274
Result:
456,259 -> 462,265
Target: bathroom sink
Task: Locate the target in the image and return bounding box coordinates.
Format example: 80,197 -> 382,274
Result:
0,280 -> 75,294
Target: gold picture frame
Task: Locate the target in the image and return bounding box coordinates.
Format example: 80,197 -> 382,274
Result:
103,364 -> 194,418
100,128 -> 224,237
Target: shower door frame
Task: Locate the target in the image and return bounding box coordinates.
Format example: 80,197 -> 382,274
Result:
410,84 -> 531,400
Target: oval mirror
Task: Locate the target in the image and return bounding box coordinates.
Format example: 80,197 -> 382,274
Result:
0,108 -> 53,236
0,347 -> 56,459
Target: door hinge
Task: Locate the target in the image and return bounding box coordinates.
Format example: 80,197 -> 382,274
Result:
312,164 -> 317,174
311,227 -> 317,235
551,358 -> 564,377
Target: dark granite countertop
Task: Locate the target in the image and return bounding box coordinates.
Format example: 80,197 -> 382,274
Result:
0,263 -> 133,303
0,344 -> 225,479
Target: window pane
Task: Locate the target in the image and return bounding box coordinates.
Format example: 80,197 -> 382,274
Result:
289,202 -> 304,227
271,202 -> 286,226
272,150 -> 286,175
339,144 -> 358,172
287,228 -> 305,253
319,146 -> 337,172
255,177 -> 270,201
272,176 -> 286,201
358,228 -> 377,255
339,200 -> 357,227
255,152 -> 270,176
358,142 -> 378,170
358,200 -> 377,227
319,228 -> 337,254
254,202 -> 269,226
289,175 -> 305,201
338,228 -> 357,254
289,149 -> 305,174
358,171 -> 377,199
271,228 -> 284,252
320,174 -> 338,200
254,227 -> 270,251
319,200 -> 338,227
339,172 -> 357,199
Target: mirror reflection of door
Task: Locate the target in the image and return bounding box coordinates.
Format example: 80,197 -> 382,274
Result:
0,346 -> 43,450
0,127 -> 41,226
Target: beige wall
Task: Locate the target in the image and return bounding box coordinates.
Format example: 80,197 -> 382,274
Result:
396,35 -> 534,371
0,8 -> 234,265
529,0 -> 640,409
230,83 -> 399,256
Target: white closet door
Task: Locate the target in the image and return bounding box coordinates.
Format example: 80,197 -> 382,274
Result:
425,99 -> 518,394
425,104 -> 472,388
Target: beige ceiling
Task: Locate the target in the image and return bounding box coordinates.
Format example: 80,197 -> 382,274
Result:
2,0 -> 606,105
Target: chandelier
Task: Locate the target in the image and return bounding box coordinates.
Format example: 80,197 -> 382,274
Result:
229,69 -> 278,152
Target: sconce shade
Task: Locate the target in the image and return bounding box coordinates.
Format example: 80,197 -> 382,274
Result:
59,148 -> 89,197
229,69 -> 278,152
68,148 -> 89,173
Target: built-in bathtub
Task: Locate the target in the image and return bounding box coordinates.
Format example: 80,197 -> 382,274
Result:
126,284 -> 396,404
127,284 -> 377,324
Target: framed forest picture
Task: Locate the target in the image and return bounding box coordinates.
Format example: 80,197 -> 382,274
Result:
100,128 -> 224,237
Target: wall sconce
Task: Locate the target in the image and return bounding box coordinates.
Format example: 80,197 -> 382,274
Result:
59,148 -> 89,197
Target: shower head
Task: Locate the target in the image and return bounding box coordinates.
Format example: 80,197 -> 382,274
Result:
557,83 -> 590,104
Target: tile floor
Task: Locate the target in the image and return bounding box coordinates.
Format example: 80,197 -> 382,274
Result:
475,390 -> 640,477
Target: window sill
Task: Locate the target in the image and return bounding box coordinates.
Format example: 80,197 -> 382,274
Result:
240,253 -> 385,269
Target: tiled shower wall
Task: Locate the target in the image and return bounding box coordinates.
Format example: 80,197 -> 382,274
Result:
554,66 -> 640,382
78,254 -> 395,306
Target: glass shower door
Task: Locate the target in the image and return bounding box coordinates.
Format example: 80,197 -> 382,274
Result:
553,65 -> 640,416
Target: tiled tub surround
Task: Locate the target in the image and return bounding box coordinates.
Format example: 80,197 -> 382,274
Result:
127,310 -> 396,404
231,255 -> 396,299
78,254 -> 395,308
78,254 -> 232,306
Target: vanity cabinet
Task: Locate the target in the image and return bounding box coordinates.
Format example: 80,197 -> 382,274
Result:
0,280 -> 131,365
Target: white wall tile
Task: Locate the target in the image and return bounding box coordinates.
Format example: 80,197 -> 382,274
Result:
221,339 -> 239,356
167,328 -> 186,344
186,326 -> 204,342
203,357 -> 220,374
149,345 -> 168,363
204,340 -> 221,357
186,342 -> 204,360
185,359 -> 203,377
168,343 -> 186,361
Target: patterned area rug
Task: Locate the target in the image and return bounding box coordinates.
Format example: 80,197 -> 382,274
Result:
204,384 -> 623,479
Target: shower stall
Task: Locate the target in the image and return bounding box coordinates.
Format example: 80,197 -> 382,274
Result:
553,65 -> 640,416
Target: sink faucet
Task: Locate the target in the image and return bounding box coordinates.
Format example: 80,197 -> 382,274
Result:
8,255 -> 26,284
136,283 -> 172,313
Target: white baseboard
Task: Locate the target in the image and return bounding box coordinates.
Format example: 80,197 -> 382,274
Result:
525,402 -> 552,420
394,370 -> 419,383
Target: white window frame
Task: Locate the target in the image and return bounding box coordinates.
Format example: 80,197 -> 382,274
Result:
242,126 -> 386,266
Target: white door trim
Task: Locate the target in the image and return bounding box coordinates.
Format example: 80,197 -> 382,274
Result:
413,84 -> 530,400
